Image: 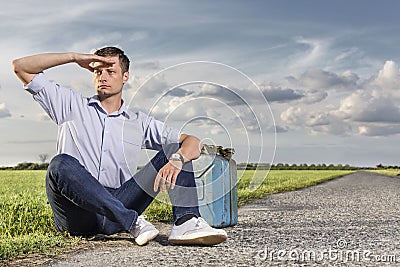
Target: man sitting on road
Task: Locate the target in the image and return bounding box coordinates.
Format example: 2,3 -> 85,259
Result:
12,46 -> 227,246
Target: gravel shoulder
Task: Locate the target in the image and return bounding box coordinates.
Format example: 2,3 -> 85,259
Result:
6,171 -> 400,266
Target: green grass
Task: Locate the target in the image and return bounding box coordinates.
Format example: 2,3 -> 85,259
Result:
0,169 -> 354,261
366,169 -> 400,176
0,171 -> 80,261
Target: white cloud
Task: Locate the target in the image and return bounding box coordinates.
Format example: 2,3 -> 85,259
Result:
290,37 -> 328,69
358,125 -> 400,137
0,103 -> 11,118
262,86 -> 304,103
372,60 -> 400,92
287,69 -> 359,91
306,113 -> 330,127
334,47 -> 360,62
307,115 -> 352,136
280,106 -> 352,136
338,89 -> 400,123
195,83 -> 249,106
280,106 -> 305,125
300,89 -> 328,104
278,59 -> 400,137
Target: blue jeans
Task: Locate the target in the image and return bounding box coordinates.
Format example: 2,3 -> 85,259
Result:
46,144 -> 201,236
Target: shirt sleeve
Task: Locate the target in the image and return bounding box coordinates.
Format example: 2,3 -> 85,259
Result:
25,72 -> 81,125
139,111 -> 181,150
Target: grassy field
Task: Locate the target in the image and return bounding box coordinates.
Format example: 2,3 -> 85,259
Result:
366,169 -> 400,176
0,169 -> 354,261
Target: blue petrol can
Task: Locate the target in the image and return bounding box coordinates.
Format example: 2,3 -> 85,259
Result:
192,147 -> 238,228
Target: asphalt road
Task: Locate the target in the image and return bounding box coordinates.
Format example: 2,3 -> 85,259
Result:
10,171 -> 400,266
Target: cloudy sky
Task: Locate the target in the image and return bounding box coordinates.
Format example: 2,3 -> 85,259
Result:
1,0 -> 400,167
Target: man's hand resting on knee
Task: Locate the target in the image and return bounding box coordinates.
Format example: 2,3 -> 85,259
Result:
153,134 -> 203,193
154,160 -> 183,193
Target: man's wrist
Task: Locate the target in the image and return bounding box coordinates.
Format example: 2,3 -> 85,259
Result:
169,153 -> 185,165
68,52 -> 77,63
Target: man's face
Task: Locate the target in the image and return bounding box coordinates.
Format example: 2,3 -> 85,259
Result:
93,56 -> 129,99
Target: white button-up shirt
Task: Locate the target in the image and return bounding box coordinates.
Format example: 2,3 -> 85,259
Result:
26,73 -> 181,188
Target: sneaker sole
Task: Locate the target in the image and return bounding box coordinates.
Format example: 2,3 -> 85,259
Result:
135,229 -> 159,246
169,233 -> 227,246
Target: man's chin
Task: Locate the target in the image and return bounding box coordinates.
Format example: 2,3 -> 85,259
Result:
96,90 -> 121,99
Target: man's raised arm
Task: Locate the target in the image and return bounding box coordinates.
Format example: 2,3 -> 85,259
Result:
12,52 -> 115,85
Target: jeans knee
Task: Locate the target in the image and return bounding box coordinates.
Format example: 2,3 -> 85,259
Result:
48,154 -> 79,177
49,153 -> 71,168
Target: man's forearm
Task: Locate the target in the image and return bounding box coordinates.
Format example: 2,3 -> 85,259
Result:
12,53 -> 76,85
12,52 -> 114,86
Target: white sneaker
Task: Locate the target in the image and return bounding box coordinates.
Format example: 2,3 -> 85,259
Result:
132,215 -> 159,246
168,217 -> 227,245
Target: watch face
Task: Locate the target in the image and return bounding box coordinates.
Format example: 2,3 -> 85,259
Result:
170,153 -> 183,163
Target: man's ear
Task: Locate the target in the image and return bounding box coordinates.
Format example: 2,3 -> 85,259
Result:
123,71 -> 129,83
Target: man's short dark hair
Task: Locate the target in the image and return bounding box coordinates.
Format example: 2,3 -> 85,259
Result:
94,46 -> 130,73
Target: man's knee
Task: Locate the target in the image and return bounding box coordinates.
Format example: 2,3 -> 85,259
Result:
48,154 -> 80,177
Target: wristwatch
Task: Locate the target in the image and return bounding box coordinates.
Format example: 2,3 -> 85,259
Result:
169,153 -> 185,165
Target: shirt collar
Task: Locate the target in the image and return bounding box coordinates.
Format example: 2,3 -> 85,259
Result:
88,95 -> 131,119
